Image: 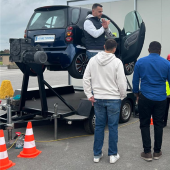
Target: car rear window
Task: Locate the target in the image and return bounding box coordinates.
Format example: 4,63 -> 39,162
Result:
27,9 -> 67,30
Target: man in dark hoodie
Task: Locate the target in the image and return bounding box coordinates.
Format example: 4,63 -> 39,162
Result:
83,39 -> 127,164
84,3 -> 113,60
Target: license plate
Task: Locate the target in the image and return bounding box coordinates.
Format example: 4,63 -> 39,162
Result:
35,35 -> 55,42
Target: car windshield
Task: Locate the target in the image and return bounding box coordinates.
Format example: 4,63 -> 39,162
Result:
27,9 -> 67,30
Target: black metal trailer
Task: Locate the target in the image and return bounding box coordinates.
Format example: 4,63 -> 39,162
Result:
0,37 -> 137,143
0,62 -> 136,138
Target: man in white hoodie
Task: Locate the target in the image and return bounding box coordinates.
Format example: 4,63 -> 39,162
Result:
84,3 -> 113,60
83,39 -> 127,164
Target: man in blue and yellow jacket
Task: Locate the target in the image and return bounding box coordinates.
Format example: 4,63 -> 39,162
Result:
164,54 -> 170,127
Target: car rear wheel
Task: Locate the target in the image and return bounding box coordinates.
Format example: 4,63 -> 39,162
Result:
68,53 -> 88,79
124,61 -> 136,75
119,100 -> 132,123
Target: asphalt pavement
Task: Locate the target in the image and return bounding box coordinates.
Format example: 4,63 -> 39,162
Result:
0,67 -> 170,170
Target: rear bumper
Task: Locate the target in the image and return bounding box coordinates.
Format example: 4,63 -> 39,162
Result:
43,44 -> 86,68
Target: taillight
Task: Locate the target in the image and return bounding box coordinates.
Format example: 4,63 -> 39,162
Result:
66,37 -> 73,42
67,26 -> 73,30
66,32 -> 73,36
24,30 -> 27,38
65,26 -> 73,42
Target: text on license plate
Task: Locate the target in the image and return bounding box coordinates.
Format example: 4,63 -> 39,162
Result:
35,35 -> 55,42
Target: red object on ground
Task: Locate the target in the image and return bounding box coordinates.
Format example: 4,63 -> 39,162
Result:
15,132 -> 22,136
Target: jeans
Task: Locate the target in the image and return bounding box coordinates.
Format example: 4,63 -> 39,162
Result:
138,93 -> 166,153
93,99 -> 121,156
86,51 -> 98,60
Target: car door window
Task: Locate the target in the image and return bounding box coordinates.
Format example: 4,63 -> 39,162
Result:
124,11 -> 143,35
102,17 -> 119,38
121,11 -> 145,63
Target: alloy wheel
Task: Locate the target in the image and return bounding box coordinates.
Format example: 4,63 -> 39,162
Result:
75,53 -> 88,75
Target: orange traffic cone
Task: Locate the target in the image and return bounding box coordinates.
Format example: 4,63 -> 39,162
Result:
17,122 -> 41,158
150,116 -> 154,125
0,129 -> 15,170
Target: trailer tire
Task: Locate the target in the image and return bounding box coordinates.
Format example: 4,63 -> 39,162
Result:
119,100 -> 132,123
84,109 -> 95,134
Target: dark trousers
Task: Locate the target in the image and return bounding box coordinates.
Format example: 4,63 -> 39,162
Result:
164,97 -> 170,124
138,93 -> 166,153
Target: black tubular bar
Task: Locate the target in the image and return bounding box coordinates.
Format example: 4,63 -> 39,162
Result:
22,107 -> 53,115
19,65 -> 30,111
43,80 -> 76,112
37,69 -> 48,117
126,77 -> 133,91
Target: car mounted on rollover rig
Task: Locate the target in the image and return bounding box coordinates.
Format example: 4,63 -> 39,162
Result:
17,5 -> 145,79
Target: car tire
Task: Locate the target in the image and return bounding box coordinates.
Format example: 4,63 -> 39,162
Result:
124,61 -> 136,75
84,109 -> 95,134
119,100 -> 132,123
68,53 -> 88,79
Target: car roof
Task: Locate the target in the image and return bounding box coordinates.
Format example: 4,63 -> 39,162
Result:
35,5 -> 85,11
35,5 -> 91,12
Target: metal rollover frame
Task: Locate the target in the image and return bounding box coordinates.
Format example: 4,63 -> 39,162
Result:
14,62 -> 77,120
0,62 -> 81,141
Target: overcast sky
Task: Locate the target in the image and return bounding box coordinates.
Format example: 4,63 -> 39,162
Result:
0,0 -> 122,51
0,0 -> 69,51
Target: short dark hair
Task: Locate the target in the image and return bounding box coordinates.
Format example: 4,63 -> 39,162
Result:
92,3 -> 103,9
105,39 -> 117,51
149,41 -> 161,53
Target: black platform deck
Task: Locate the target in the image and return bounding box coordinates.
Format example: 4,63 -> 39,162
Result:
25,91 -> 87,114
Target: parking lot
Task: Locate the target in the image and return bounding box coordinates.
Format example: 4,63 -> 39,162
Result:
0,67 -> 170,170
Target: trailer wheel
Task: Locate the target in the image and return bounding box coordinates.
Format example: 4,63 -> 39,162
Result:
84,110 -> 95,134
119,100 -> 132,123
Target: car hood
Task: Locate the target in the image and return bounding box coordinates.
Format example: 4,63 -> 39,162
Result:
95,51 -> 116,66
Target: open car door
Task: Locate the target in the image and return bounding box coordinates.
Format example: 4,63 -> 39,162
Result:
121,11 -> 146,64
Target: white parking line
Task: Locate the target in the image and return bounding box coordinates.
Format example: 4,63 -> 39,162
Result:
0,69 -> 23,76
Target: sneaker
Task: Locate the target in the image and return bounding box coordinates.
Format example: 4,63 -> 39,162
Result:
110,154 -> 120,164
141,152 -> 152,161
153,151 -> 162,160
94,153 -> 103,163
